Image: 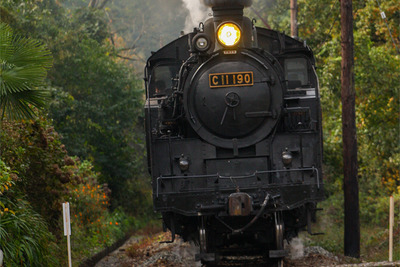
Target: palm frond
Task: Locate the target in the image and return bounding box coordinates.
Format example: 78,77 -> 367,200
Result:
0,89 -> 50,120
11,36 -> 53,69
0,22 -> 53,120
0,196 -> 56,265
0,23 -> 13,62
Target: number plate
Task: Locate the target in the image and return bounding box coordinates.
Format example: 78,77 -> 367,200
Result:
209,71 -> 253,88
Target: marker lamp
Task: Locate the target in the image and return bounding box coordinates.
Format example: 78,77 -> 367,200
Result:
193,34 -> 210,52
217,22 -> 241,47
179,156 -> 189,171
282,150 -> 293,166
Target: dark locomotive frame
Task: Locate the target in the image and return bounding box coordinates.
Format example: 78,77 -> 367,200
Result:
144,1 -> 324,265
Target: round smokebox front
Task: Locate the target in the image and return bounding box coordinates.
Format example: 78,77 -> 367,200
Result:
184,53 -> 282,149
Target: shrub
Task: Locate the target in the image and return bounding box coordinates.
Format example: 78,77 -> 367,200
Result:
0,159 -> 59,266
0,118 -> 73,233
59,157 -> 138,264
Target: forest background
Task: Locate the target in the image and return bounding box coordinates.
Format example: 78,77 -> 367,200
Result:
0,0 -> 398,265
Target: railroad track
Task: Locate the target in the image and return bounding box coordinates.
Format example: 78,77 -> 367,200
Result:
213,255 -> 272,266
89,232 -> 400,267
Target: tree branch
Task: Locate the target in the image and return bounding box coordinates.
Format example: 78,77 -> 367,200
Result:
98,0 -> 110,9
118,15 -> 145,52
115,55 -> 137,61
88,0 -> 97,8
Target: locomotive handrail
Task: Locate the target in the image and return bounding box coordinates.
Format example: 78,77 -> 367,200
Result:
189,53 -> 219,86
156,167 -> 320,197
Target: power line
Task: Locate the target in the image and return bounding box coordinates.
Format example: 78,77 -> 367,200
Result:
289,0 -> 340,46
375,0 -> 400,54
317,0 -> 340,49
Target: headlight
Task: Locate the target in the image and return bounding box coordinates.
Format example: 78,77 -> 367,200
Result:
196,37 -> 208,49
217,22 -> 241,47
193,34 -> 210,52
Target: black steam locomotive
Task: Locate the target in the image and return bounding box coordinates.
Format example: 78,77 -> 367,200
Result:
144,0 -> 324,265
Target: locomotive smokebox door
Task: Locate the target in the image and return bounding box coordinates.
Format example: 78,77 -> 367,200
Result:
228,192 -> 252,216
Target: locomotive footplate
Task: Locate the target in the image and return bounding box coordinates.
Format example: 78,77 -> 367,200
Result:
154,185 -> 324,218
155,167 -> 321,198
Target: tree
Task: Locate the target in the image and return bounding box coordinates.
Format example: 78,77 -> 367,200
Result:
1,0 -> 149,212
46,9 -> 146,210
0,23 -> 52,120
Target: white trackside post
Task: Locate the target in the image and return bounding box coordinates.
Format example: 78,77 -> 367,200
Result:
389,196 -> 394,262
63,202 -> 72,267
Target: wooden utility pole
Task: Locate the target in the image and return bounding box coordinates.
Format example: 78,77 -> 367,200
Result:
290,0 -> 298,38
341,0 -> 360,258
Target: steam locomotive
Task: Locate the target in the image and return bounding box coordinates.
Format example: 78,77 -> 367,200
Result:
144,0 -> 324,265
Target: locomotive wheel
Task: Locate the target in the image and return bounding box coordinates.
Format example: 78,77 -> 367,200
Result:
198,217 -> 218,266
274,212 -> 284,267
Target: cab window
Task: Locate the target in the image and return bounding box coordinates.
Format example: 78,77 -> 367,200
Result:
284,58 -> 309,89
149,64 -> 180,97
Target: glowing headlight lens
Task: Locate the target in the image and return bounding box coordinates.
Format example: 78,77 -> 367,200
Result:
196,37 -> 208,50
217,22 -> 241,47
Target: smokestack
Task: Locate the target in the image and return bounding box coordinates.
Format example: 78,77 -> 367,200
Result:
202,0 -> 253,8
202,0 -> 253,23
199,0 -> 254,50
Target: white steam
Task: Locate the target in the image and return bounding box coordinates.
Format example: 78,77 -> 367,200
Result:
181,0 -> 210,33
288,237 -> 304,259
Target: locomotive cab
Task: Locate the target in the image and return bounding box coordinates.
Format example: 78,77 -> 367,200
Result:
144,0 -> 324,265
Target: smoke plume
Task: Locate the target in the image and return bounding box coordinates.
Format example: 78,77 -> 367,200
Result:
181,0 -> 210,33
288,237 -> 304,259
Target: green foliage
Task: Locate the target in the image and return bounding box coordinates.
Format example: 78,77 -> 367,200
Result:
306,193 -> 400,261
0,200 -> 58,266
294,0 -> 399,198
0,1 -> 151,264
48,32 -> 146,209
0,118 -> 72,232
0,159 -> 15,197
62,0 -> 188,72
56,157 -> 138,264
0,22 -> 52,120
48,7 -> 146,211
65,158 -> 111,229
66,206 -> 137,265
0,118 -> 141,265
72,8 -> 109,43
1,0 -> 150,212
106,0 -> 186,52
0,170 -> 59,266
250,0 -> 291,32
